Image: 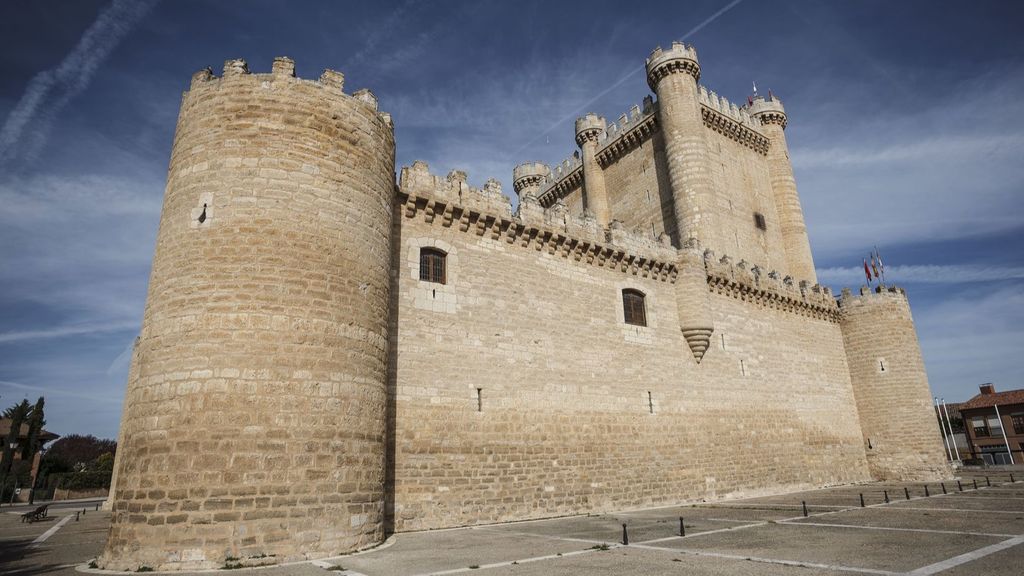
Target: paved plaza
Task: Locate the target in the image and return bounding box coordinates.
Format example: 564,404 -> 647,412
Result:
2,469 -> 1022,575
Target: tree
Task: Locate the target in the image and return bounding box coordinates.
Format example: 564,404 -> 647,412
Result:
1,399 -> 33,481
20,397 -> 45,461
41,434 -> 117,472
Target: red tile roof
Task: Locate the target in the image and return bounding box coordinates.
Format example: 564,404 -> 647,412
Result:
959,388 -> 1024,410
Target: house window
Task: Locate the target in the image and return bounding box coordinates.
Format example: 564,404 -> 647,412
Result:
622,289 -> 647,327
972,416 -> 989,437
419,248 -> 446,284
988,416 -> 1003,437
753,212 -> 767,231
1012,414 -> 1024,435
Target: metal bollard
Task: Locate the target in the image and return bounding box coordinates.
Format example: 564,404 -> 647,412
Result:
622,523 -> 628,546
860,493 -> 865,507
884,490 -> 889,503
986,476 -> 991,487
679,517 -> 685,537
82,508 -> 86,515
941,482 -> 947,494
957,480 -> 963,492
75,512 -> 80,521
1012,473 -> 1016,483
95,503 -> 99,511
925,485 -> 930,497
904,487 -> 910,500
973,479 -> 978,490
802,501 -> 808,517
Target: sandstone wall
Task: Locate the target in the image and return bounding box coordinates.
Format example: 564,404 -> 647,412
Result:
100,58 -> 395,571
389,176 -> 870,531
840,288 -> 951,481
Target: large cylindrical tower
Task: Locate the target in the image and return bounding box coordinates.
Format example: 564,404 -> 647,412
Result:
839,286 -> 950,481
747,95 -> 817,283
99,57 -> 396,571
645,42 -> 715,247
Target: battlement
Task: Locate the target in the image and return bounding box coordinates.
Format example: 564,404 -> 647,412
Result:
698,86 -> 757,127
837,284 -> 909,309
595,96 -> 658,167
187,57 -> 391,125
645,41 -> 701,87
699,85 -> 769,154
399,161 -> 678,274
745,94 -> 787,129
512,162 -> 552,198
574,113 -> 607,144
535,153 -> 583,207
703,248 -> 839,320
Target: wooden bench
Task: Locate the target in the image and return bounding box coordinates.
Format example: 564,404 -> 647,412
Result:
20,504 -> 48,523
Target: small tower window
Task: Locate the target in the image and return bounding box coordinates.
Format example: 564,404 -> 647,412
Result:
753,212 -> 767,231
419,248 -> 447,284
622,289 -> 647,327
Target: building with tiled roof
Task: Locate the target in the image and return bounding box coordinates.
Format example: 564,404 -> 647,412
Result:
960,384 -> 1024,465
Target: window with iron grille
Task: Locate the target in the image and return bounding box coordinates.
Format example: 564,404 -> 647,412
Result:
1012,414 -> 1024,435
753,212 -> 767,231
622,289 -> 647,327
419,248 -> 446,284
972,416 -> 989,437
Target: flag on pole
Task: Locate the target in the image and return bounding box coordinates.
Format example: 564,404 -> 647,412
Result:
876,248 -> 885,278
863,259 -> 872,284
870,253 -> 880,279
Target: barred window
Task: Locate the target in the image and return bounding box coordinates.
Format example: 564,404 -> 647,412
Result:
419,248 -> 446,284
622,289 -> 647,327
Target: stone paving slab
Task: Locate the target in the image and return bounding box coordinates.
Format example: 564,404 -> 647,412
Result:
786,506 -> 1024,535
888,494 -> 1024,512
938,541 -> 1024,576
656,522 -> 1003,572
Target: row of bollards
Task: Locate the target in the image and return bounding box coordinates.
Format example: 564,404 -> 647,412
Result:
617,474 -> 1018,547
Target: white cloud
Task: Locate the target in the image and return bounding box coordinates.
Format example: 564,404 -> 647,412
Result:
0,321 -> 138,344
0,0 -> 159,168
817,264 -> 1024,288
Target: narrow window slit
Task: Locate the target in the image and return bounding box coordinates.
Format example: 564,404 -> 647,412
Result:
198,203 -> 207,224
476,388 -> 482,412
647,391 -> 654,414
740,359 -> 746,376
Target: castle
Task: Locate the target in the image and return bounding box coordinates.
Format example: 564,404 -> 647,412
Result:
99,43 -> 950,570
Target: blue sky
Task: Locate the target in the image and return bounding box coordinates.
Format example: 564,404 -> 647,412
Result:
1,0 -> 1022,440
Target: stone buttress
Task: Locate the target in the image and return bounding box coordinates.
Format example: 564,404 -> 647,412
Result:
99,57 -> 395,570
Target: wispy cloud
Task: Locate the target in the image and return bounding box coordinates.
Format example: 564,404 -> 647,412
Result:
0,379 -> 121,404
817,264 -> 1024,287
0,321 -> 138,344
0,0 -> 159,169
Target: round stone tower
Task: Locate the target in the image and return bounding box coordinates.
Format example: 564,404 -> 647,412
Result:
574,114 -> 610,227
747,95 -> 817,283
645,42 -> 715,246
839,286 -> 950,481
512,161 -> 551,200
99,57 -> 396,571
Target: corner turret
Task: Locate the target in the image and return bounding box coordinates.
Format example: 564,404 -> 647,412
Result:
574,113 -> 611,227
644,43 -> 714,247
746,94 -> 816,282
512,162 -> 551,201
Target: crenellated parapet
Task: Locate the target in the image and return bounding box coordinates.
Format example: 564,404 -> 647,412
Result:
645,41 -> 701,87
746,94 -> 787,129
595,96 -> 658,167
574,113 -> 606,146
536,154 -> 583,207
400,162 -> 678,281
698,86 -> 769,154
703,250 -> 839,321
187,57 -> 393,127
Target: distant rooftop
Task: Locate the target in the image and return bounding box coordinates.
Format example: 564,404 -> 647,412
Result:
958,383 -> 1024,410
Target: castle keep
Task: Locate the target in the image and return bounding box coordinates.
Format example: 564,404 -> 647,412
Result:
100,43 -> 950,570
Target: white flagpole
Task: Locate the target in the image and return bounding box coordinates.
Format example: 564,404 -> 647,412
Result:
935,397 -> 953,462
994,404 -> 1015,464
942,399 -> 961,462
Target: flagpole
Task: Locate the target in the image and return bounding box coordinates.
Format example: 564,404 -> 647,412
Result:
941,399 -> 961,463
994,404 -> 1015,464
935,397 -> 953,462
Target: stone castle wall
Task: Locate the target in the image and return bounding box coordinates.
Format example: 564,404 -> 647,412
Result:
100,58 -> 395,571
389,163 -> 871,531
103,42 -> 951,570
